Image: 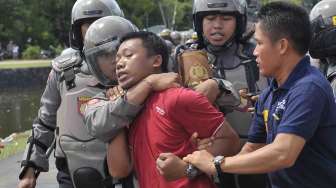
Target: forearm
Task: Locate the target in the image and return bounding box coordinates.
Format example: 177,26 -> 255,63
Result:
222,143 -> 292,174
127,72 -> 180,105
84,97 -> 142,142
107,130 -> 132,178
194,79 -> 220,104
237,142 -> 265,155
126,79 -> 153,105
21,119 -> 56,173
207,121 -> 240,157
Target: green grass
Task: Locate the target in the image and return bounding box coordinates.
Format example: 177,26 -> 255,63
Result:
0,131 -> 30,160
0,60 -> 51,69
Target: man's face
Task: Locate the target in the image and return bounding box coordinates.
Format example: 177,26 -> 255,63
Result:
116,38 -> 157,89
202,14 -> 236,46
81,23 -> 91,40
253,22 -> 282,77
97,53 -> 117,81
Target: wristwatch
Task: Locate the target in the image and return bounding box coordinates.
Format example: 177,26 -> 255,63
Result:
186,163 -> 199,179
213,155 -> 225,183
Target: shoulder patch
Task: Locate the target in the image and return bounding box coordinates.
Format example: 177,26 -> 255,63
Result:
78,96 -> 93,116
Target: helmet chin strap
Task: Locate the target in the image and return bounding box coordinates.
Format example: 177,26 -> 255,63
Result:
203,34 -> 235,55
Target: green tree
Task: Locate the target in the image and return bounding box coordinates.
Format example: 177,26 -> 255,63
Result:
118,0 -> 193,31
0,0 -> 75,53
0,0 -> 196,57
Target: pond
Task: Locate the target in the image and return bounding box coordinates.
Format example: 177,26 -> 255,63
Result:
0,87 -> 44,138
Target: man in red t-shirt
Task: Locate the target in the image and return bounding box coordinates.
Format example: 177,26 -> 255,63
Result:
114,31 -> 240,188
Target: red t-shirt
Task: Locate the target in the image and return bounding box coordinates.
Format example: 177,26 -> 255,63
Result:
129,88 -> 224,188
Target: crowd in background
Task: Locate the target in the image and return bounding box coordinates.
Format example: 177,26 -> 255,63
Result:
0,41 -> 20,60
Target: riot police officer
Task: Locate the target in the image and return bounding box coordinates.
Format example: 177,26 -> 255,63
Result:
17,0 -> 137,188
309,0 -> 336,96
161,0 -> 268,187
159,28 -> 173,42
177,0 -> 267,141
170,31 -> 182,46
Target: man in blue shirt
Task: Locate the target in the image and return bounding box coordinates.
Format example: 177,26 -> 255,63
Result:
183,2 -> 336,188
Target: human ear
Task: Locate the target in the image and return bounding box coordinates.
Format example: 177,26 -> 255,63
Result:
278,38 -> 289,55
152,55 -> 162,69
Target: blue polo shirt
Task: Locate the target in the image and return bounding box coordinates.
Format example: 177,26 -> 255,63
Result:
248,56 -> 336,188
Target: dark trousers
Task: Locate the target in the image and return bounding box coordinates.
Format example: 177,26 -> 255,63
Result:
56,157 -> 73,188
217,173 -> 269,188
55,157 -> 135,188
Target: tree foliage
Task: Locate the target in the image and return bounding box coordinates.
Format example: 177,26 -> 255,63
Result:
118,0 -> 193,30
0,0 -> 75,51
0,0 -> 319,54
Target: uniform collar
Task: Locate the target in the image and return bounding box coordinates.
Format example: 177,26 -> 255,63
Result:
270,56 -> 310,91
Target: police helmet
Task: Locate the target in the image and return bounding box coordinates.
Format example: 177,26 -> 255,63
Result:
159,28 -> 172,41
309,0 -> 336,59
83,16 -> 138,86
192,0 -> 247,45
70,0 -> 124,51
170,31 -> 182,46
191,31 -> 198,40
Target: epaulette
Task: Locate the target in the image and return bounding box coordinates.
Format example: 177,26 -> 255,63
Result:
51,50 -> 82,72
51,49 -> 83,90
175,42 -> 202,59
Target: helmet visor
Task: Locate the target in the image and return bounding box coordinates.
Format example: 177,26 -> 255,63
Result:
311,15 -> 336,35
84,39 -> 120,86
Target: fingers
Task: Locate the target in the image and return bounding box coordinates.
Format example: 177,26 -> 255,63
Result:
156,153 -> 173,174
172,83 -> 181,88
239,88 -> 248,98
183,153 -> 194,163
251,95 -> 259,101
108,86 -> 125,100
156,164 -> 164,175
156,156 -> 165,169
175,74 -> 182,85
189,132 -> 199,146
158,152 -> 172,160
197,138 -> 213,150
247,107 -> 255,112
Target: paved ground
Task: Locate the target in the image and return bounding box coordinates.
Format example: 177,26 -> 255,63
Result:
0,152 -> 58,188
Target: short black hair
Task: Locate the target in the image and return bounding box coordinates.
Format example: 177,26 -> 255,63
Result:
119,31 -> 169,72
257,1 -> 311,55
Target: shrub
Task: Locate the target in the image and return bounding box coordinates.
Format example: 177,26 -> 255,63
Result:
22,45 -> 41,59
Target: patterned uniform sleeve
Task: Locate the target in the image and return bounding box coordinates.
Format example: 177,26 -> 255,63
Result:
84,95 -> 143,143
20,69 -> 61,175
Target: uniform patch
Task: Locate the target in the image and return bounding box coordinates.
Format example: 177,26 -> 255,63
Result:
276,99 -> 286,111
77,96 -> 92,116
333,16 -> 336,26
273,99 -> 286,121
